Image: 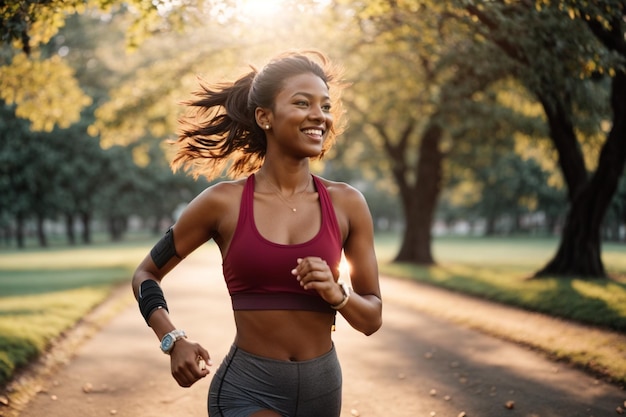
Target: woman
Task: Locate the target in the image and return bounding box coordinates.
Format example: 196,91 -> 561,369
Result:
132,50 -> 382,417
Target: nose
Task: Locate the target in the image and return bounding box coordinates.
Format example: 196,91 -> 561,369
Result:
308,104 -> 325,122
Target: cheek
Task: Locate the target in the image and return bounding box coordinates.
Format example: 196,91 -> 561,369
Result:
325,115 -> 334,131
275,110 -> 302,125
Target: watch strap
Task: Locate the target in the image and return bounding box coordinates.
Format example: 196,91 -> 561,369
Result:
331,280 -> 351,310
167,329 -> 186,340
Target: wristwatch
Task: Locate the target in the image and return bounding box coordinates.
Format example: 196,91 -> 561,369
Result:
160,329 -> 187,354
331,280 -> 352,310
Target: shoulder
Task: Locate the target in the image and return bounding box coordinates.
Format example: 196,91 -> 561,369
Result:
191,178 -> 247,207
173,177 -> 248,246
178,177 -> 247,225
316,176 -> 367,207
315,176 -> 372,238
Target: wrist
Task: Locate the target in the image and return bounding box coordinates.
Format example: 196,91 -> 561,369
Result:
331,280 -> 351,310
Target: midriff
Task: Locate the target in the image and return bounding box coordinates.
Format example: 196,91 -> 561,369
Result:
233,310 -> 335,361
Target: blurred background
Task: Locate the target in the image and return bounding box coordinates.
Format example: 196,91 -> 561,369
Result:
1,0 -> 625,276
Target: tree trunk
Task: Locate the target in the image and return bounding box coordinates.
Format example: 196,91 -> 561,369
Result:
36,213 -> 47,247
65,213 -> 76,245
81,211 -> 91,244
484,214 -> 497,236
15,214 -> 25,248
108,216 -> 126,241
0,226 -> 8,247
537,93 -> 587,200
536,71 -> 626,278
536,190 -> 605,277
152,216 -> 161,235
394,123 -> 443,264
513,213 -> 523,234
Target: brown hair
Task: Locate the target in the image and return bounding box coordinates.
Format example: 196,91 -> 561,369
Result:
171,50 -> 345,180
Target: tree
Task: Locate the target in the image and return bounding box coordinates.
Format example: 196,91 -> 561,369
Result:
329,2 -> 448,263
0,0 -> 212,131
0,0 -> 359,247
463,0 -> 626,277
0,104 -> 36,247
539,1 -> 626,276
333,1 -> 535,263
0,1 -> 92,131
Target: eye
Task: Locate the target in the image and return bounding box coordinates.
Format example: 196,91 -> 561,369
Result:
322,104 -> 332,112
294,100 -> 309,107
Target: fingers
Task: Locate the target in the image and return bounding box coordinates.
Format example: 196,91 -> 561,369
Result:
291,257 -> 333,290
292,257 -> 343,303
198,345 -> 212,366
292,257 -> 345,306
196,345 -> 212,373
170,340 -> 212,388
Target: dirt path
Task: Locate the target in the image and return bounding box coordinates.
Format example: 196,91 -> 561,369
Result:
5,246 -> 626,417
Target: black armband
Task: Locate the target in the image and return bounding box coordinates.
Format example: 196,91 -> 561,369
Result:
150,227 -> 181,269
138,279 -> 169,326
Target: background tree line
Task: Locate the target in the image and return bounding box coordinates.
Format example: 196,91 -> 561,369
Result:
0,105 -> 208,247
1,0 -> 625,279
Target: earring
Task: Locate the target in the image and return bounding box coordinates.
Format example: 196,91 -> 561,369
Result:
265,124 -> 270,130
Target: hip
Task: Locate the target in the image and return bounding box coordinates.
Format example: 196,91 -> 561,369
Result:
208,344 -> 342,417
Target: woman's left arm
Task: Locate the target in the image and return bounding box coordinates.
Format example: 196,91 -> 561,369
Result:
335,185 -> 382,335
293,182 -> 382,335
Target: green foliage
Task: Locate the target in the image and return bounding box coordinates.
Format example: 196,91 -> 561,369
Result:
0,53 -> 92,131
0,0 -> 209,53
0,0 -> 84,53
0,102 -> 206,246
459,0 -> 622,168
0,0 -> 211,131
0,1 -> 92,130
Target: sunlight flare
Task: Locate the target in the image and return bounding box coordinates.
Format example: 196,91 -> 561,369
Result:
235,0 -> 286,18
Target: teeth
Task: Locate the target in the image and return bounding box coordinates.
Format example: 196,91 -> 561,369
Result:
303,129 -> 323,136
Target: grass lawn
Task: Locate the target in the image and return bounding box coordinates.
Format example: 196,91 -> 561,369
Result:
0,241 -> 152,386
377,235 -> 626,332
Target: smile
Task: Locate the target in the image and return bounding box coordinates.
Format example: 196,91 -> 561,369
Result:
302,128 -> 324,137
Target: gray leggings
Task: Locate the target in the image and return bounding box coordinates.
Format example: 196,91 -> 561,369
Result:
208,344 -> 342,417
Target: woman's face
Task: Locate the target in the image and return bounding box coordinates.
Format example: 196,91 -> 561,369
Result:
266,72 -> 333,158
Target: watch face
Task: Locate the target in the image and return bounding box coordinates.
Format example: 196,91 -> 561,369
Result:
161,334 -> 174,352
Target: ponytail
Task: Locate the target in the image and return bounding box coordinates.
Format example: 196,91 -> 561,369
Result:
171,69 -> 266,180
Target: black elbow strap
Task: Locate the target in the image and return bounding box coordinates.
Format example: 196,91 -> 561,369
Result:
150,227 -> 181,269
138,279 -> 169,326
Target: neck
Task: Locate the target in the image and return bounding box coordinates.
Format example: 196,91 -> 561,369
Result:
256,166 -> 311,193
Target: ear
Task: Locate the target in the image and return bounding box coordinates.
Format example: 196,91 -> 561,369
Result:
255,107 -> 272,130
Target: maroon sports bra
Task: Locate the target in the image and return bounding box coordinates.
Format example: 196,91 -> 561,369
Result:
222,174 -> 343,313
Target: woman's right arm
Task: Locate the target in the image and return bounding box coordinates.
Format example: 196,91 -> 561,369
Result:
131,182 -> 237,386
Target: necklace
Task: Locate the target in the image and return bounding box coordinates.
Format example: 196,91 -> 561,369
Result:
262,175 -> 311,213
